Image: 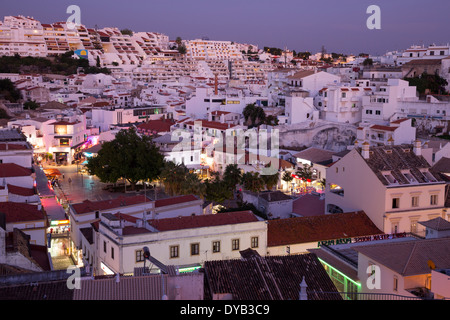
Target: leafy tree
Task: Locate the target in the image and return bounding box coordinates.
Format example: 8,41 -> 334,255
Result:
282,171 -> 293,183
24,100 -> 39,110
120,28 -> 134,36
178,45 -> 187,55
363,58 -> 373,66
0,79 -> 22,102
404,73 -> 449,95
85,128 -> 164,190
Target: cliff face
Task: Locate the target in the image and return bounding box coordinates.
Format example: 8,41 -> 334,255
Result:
278,121 -> 357,152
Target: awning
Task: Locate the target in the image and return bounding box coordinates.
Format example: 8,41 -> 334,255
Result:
43,168 -> 62,176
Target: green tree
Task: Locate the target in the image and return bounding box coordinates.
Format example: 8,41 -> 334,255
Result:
363,58 -> 373,66
241,171 -> 265,193
0,79 -> 22,102
24,100 -> 39,110
282,171 -> 293,190
204,173 -> 233,203
296,163 -> 314,182
85,128 -> 164,190
180,171 -> 206,199
120,29 -> 134,36
261,171 -> 280,191
222,164 -> 242,191
159,161 -> 189,196
243,103 -> 266,127
404,73 -> 449,95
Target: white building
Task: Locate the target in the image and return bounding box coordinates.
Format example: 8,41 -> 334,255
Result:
356,118 -> 416,147
91,210 -> 267,275
184,39 -> 243,61
325,142 -> 447,235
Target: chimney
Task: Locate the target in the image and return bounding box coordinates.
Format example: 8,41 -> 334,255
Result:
413,139 -> 422,156
361,142 -> 370,159
299,277 -> 308,300
387,136 -> 394,146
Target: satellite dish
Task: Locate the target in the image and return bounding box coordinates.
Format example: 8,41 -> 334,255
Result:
427,259 -> 436,270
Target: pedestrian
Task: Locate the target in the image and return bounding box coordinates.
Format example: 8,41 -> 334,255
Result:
68,177 -> 72,184
62,173 -> 65,179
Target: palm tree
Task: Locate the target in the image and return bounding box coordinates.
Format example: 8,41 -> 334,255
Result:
296,163 -> 314,183
180,171 -> 206,199
241,171 -> 265,193
223,164 -> 242,191
262,171 -> 280,191
159,161 -> 188,196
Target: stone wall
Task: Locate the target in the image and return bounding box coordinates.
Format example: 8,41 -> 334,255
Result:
277,121 -> 357,152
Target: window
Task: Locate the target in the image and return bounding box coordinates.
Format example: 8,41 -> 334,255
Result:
212,241 -> 221,253
251,237 -> 259,248
430,194 -> 438,205
392,198 -> 400,209
111,247 -> 114,260
375,110 -> 381,115
411,196 -> 419,207
191,243 -> 199,256
232,239 -> 240,251
135,250 -> 144,262
393,276 -> 398,292
170,245 -> 179,258
103,241 -> 107,253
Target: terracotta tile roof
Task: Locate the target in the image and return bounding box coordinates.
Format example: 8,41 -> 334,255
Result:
287,70 -> 316,80
358,144 -> 444,186
0,202 -> 46,223
154,195 -> 199,208
0,144 -> 29,151
184,120 -> 236,131
293,147 -> 335,163
370,124 -> 398,132
203,253 -> 342,300
0,163 -> 32,178
353,237 -> 450,276
292,194 -> 325,217
71,195 -> 151,215
267,211 -> 382,247
7,184 -> 36,197
136,119 -> 175,134
149,210 -> 259,232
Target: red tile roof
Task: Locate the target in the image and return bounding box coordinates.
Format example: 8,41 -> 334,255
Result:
184,120 -> 236,131
0,144 -> 29,151
155,195 -> 199,208
137,119 -> 175,134
0,202 -> 46,223
0,163 -> 32,178
292,194 -> 325,217
7,184 -> 36,197
370,125 -> 398,132
149,211 -> 259,232
267,211 -> 382,247
71,195 -> 150,214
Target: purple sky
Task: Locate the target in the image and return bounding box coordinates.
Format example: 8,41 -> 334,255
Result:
2,0 -> 450,55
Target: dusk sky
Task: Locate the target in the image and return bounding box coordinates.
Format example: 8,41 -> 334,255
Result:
2,0 -> 450,55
